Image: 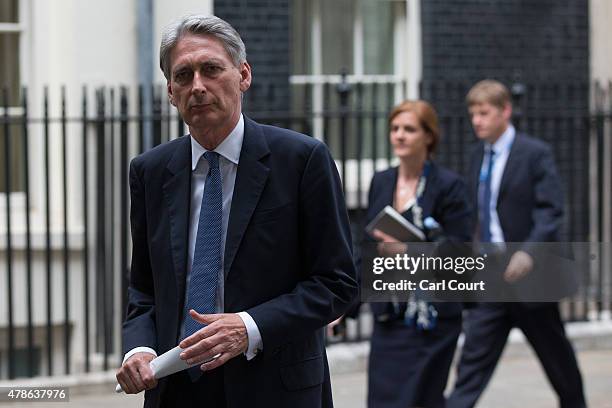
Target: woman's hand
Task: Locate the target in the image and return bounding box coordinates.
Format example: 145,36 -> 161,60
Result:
372,229 -> 408,256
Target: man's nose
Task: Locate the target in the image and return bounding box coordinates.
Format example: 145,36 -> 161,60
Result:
192,72 -> 207,94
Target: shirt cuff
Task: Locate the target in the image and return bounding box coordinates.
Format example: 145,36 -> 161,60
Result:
122,347 -> 157,364
237,311 -> 263,360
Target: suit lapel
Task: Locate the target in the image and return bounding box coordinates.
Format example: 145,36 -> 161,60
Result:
224,117 -> 270,278
162,137 -> 192,316
383,168 -> 398,210
470,145 -> 484,207
498,133 -> 521,201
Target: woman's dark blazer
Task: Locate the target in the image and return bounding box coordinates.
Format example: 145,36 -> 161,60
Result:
365,161 -> 473,318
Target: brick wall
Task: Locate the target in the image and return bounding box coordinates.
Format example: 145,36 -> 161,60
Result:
421,1 -> 589,80
420,0 -> 590,240
420,0 -> 589,113
213,0 -> 291,114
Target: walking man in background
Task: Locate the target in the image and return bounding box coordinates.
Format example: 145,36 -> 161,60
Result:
446,79 -> 587,408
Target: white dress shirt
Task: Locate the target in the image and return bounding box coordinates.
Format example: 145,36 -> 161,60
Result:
479,124 -> 516,244
123,114 -> 263,364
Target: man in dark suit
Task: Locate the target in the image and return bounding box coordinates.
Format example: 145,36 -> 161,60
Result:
446,80 -> 587,408
115,15 -> 357,408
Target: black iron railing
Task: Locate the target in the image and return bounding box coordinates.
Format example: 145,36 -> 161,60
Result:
0,79 -> 610,377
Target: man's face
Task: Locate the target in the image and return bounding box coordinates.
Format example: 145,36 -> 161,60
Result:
167,33 -> 251,136
468,102 -> 511,143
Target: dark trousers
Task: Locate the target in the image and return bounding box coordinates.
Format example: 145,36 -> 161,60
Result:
159,367 -> 226,408
368,317 -> 462,408
447,303 -> 586,408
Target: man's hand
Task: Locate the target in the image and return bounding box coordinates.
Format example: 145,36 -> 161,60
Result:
179,311 -> 248,372
326,315 -> 344,338
504,250 -> 534,283
372,229 -> 407,257
116,352 -> 157,394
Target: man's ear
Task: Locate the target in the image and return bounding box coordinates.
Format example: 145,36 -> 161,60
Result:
167,81 -> 175,106
239,61 -> 252,93
502,102 -> 513,121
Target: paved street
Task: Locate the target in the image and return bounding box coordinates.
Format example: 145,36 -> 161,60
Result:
332,348 -> 612,408
1,347 -> 610,407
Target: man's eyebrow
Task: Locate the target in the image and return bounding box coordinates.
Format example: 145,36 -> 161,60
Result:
172,64 -> 190,75
199,58 -> 226,66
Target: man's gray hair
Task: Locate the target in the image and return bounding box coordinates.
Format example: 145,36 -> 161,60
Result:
159,14 -> 247,80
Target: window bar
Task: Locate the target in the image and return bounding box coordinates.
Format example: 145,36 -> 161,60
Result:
595,106 -> 605,318
43,86 -> 53,376
82,85 -> 91,373
355,82 -> 364,214
305,82 -> 313,136
95,88 -> 109,370
322,82 -> 330,147
371,82 -> 378,171
138,85 -> 144,153
22,87 -> 35,377
164,85 -> 170,142
574,116 -> 588,321
609,80 -> 612,317
338,74 -> 350,196
61,86 -> 71,374
385,82 -> 393,164
176,109 -> 184,139
109,88 -> 116,357
120,87 -> 129,342
152,85 -> 161,147
354,81 -> 364,342
3,87 -> 15,379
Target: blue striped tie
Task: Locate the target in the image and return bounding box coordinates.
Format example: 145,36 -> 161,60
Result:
185,152 -> 223,337
479,149 -> 496,243
184,151 -> 222,379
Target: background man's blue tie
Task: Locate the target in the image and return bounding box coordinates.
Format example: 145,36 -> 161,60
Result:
479,149 -> 496,243
184,151 -> 222,380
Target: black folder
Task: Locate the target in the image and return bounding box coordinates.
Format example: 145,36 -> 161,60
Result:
365,205 -> 425,242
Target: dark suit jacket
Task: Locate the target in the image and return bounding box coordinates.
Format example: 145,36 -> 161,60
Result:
122,116 -> 358,408
468,132 -> 564,244
366,162 -> 472,318
467,132 -> 573,303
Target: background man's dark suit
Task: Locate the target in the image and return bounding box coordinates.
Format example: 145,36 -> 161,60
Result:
468,134 -> 563,244
447,133 -> 586,408
123,116 -> 358,408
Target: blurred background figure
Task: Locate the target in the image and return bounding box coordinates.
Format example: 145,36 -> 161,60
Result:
359,100 -> 471,408
446,80 -> 587,408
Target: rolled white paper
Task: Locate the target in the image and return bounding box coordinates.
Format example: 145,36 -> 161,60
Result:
115,347 -> 220,393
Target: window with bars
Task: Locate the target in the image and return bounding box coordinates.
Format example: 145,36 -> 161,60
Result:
0,0 -> 24,193
290,0 -> 408,161
291,0 -> 397,76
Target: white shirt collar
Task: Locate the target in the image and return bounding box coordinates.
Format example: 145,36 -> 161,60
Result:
487,124 -> 515,155
190,114 -> 244,170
